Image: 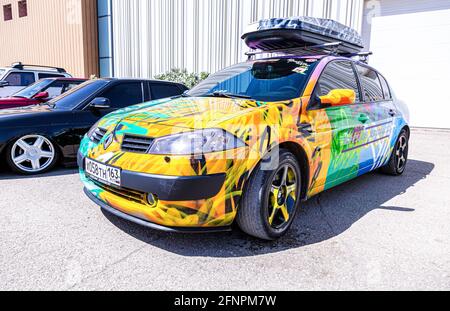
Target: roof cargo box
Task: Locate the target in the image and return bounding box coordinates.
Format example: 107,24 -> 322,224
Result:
242,17 -> 364,55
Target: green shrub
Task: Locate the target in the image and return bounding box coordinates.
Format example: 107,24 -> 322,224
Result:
155,68 -> 209,89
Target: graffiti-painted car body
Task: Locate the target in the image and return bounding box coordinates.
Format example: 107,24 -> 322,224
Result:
79,55 -> 409,239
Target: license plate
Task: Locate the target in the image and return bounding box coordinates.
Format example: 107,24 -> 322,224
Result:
85,158 -> 121,187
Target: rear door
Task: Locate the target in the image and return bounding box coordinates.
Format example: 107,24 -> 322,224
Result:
354,64 -> 395,175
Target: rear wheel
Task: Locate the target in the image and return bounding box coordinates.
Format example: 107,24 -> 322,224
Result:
381,130 -> 409,175
236,149 -> 301,240
7,135 -> 58,175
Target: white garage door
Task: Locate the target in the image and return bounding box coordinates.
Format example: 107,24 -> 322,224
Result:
369,9 -> 450,128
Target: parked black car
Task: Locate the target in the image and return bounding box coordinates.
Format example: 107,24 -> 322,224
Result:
0,78 -> 188,174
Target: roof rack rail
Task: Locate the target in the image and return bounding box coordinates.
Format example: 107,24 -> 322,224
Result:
246,42 -> 343,60
11,62 -> 67,73
341,51 -> 373,64
245,42 -> 373,63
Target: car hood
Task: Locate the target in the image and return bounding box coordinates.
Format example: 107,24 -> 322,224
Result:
102,97 -> 266,130
0,104 -> 52,117
0,97 -> 36,105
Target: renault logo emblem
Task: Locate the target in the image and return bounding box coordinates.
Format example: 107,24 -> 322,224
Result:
103,134 -> 113,150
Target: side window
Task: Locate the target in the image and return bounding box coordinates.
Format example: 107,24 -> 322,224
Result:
151,83 -> 183,100
100,82 -> 144,108
44,81 -> 66,98
378,74 -> 392,100
5,72 -> 35,86
314,61 -> 361,103
356,65 -> 384,102
38,73 -> 65,79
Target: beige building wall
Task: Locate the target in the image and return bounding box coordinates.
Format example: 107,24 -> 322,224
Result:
0,0 -> 98,78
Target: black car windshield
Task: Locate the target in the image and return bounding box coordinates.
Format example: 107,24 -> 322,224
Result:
13,79 -> 54,99
50,80 -> 109,110
187,58 -> 318,102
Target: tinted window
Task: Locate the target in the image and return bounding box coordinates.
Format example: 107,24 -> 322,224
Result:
13,79 -> 54,98
356,65 -> 384,102
378,74 -> 392,100
5,72 -> 35,86
45,81 -> 82,98
50,80 -> 109,110
188,58 -> 318,102
315,61 -> 360,102
100,82 -> 144,108
38,73 -> 65,79
151,83 -> 183,100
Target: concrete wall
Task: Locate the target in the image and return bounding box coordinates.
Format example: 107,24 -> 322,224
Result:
0,0 -> 98,78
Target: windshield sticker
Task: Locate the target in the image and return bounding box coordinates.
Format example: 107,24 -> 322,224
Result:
293,64 -> 309,75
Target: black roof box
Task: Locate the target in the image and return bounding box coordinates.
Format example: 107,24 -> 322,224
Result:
242,17 -> 364,55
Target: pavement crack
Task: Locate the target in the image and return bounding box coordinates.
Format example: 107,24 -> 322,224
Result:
316,194 -> 338,236
67,245 -> 146,290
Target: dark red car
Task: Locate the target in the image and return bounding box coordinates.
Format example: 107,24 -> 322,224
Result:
0,78 -> 87,109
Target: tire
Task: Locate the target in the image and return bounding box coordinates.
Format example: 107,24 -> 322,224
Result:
381,130 -> 409,176
6,134 -> 59,175
236,149 -> 302,240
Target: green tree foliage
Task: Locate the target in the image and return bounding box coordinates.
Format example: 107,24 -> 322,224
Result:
155,68 -> 210,89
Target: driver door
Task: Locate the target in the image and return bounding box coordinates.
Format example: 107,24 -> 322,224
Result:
307,60 -> 364,191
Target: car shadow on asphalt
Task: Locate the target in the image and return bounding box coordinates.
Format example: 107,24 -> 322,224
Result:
0,168 -> 78,180
102,159 -> 435,258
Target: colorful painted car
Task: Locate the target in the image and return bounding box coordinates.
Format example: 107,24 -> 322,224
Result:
79,55 -> 409,240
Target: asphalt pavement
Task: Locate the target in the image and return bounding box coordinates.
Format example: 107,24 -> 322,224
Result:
0,128 -> 449,290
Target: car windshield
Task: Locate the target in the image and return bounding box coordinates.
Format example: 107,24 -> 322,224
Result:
50,80 -> 109,110
13,79 -> 54,99
0,69 -> 6,79
187,58 -> 319,102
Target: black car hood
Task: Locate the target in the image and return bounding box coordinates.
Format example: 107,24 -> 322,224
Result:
0,105 -> 69,129
0,104 -> 53,117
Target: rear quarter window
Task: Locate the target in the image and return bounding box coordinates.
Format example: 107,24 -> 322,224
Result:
38,73 -> 66,79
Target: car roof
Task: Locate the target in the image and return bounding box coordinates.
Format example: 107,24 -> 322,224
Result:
99,78 -> 187,86
41,77 -> 87,82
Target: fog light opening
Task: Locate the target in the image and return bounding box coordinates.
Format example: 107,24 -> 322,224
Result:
147,193 -> 158,206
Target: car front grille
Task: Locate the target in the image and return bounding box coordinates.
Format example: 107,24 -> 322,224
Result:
91,127 -> 107,144
121,134 -> 154,153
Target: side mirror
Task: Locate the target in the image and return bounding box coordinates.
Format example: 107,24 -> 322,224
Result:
33,91 -> 49,100
0,81 -> 9,88
89,97 -> 111,109
319,89 -> 356,107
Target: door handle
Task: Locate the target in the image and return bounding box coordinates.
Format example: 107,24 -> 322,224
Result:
389,109 -> 396,117
358,114 -> 370,124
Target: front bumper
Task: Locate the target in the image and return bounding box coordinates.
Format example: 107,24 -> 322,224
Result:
78,153 -> 226,201
84,188 -> 231,233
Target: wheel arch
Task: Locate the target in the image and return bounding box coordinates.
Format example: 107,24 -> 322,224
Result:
401,125 -> 411,138
278,141 -> 310,201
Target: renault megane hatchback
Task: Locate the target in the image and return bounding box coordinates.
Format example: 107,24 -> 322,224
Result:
79,55 -> 409,240
79,17 -> 410,240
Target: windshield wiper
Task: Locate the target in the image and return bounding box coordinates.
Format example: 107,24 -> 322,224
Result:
207,92 -> 253,100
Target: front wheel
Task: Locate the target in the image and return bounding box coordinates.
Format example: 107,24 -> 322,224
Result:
6,135 -> 59,175
381,130 -> 409,175
236,149 -> 302,240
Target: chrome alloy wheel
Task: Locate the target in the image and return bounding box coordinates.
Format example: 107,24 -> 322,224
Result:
10,135 -> 55,173
268,164 -> 298,229
395,135 -> 408,172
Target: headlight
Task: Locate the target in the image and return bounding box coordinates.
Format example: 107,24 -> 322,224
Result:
148,129 -> 245,155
